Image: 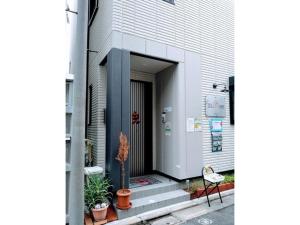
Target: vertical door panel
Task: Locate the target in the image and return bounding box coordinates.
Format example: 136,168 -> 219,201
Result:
130,81 -> 145,177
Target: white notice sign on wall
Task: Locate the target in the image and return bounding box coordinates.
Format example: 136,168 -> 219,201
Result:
164,122 -> 171,136
187,118 -> 195,132
194,118 -> 202,131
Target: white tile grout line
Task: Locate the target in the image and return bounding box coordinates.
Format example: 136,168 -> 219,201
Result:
108,189 -> 234,225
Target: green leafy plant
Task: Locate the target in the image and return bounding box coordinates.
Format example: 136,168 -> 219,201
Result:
186,171 -> 235,193
84,175 -> 113,211
190,180 -> 204,193
222,173 -> 234,184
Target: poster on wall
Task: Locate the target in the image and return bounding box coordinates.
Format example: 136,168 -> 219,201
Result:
194,118 -> 202,131
209,118 -> 223,132
186,117 -> 202,132
210,118 -> 223,152
206,95 -> 225,117
211,132 -> 222,152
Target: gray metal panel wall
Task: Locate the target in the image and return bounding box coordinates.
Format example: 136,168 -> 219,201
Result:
106,48 -> 130,191
130,81 -> 145,177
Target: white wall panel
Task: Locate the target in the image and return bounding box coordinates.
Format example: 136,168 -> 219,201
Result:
123,34 -> 146,53
167,45 -> 185,62
156,64 -> 187,179
146,40 -> 167,59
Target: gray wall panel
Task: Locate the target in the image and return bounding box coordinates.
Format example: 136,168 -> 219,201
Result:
185,51 -> 203,177
106,48 -> 130,190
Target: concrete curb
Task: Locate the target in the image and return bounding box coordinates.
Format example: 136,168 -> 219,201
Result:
108,189 -> 234,225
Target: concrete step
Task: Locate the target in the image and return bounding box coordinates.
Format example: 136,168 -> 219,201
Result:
115,189 -> 190,220
130,175 -> 179,200
130,182 -> 179,200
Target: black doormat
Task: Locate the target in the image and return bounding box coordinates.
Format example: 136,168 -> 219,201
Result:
129,176 -> 161,189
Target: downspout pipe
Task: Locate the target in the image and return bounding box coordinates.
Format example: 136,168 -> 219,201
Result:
85,1 -> 98,138
69,0 -> 88,224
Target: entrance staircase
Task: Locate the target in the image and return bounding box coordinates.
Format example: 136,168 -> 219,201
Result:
114,174 -> 190,219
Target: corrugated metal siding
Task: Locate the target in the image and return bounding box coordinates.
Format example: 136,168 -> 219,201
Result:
89,0 -> 113,54
87,58 -> 107,169
130,81 -> 145,176
112,0 -> 234,62
87,0 -> 113,170
201,55 -> 234,172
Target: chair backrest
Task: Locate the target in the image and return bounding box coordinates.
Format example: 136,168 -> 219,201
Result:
202,166 -> 214,177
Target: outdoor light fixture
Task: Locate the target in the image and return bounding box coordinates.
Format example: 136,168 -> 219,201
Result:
65,3 -> 78,24
65,4 -> 78,14
213,83 -> 229,93
87,49 -> 100,53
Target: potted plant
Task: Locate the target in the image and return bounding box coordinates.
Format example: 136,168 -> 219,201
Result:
84,175 -> 113,222
115,132 -> 132,209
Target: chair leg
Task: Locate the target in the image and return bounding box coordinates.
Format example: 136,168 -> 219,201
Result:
203,179 -> 210,207
216,183 -> 223,203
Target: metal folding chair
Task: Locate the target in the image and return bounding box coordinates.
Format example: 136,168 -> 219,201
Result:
200,166 -> 224,207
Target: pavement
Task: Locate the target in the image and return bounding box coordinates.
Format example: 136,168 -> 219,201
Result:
108,189 -> 234,225
182,205 -> 234,225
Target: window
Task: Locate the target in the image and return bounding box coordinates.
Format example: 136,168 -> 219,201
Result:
88,85 -> 93,126
89,0 -> 98,25
162,0 -> 175,5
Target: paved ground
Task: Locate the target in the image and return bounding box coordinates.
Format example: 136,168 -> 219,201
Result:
182,205 -> 234,225
133,194 -> 234,225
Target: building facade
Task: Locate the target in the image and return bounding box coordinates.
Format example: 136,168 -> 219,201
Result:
87,0 -> 234,190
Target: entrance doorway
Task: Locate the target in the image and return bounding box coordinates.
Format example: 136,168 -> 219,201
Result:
130,80 -> 152,177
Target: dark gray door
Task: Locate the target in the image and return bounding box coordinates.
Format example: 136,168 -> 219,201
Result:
130,81 -> 152,177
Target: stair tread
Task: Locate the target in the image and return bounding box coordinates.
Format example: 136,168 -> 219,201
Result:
126,189 -> 189,208
130,181 -> 177,193
115,189 -> 190,219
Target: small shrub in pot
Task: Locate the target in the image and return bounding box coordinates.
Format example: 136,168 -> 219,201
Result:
84,175 -> 112,221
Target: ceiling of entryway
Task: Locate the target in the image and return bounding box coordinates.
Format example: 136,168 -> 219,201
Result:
130,54 -> 174,74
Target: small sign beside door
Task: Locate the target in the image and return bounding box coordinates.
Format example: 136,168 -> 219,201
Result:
186,117 -> 202,132
206,95 -> 225,117
132,111 -> 140,124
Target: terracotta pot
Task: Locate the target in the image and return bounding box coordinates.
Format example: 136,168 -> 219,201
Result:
91,205 -> 108,222
116,189 -> 132,210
